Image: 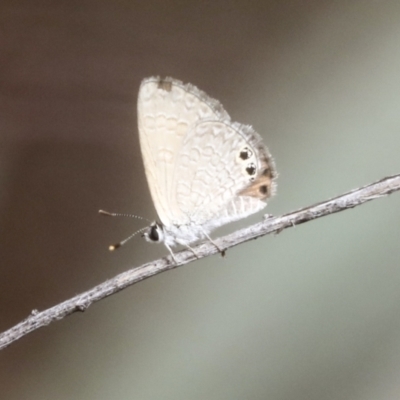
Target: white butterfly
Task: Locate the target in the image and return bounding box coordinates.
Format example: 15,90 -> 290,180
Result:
137,77 -> 277,260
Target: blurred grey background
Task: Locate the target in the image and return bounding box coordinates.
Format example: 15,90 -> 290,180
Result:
1,1 -> 400,399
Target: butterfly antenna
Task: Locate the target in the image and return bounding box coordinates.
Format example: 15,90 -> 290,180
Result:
99,210 -> 151,251
108,226 -> 148,251
99,209 -> 151,223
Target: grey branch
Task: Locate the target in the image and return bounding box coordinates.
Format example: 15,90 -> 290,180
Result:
1,174 -> 400,351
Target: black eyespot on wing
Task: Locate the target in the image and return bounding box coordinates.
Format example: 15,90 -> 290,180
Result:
239,151 -> 248,160
246,163 -> 256,175
259,185 -> 268,195
149,225 -> 159,241
239,147 -> 253,160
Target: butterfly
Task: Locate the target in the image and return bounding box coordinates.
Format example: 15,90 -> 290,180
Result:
101,77 -> 276,262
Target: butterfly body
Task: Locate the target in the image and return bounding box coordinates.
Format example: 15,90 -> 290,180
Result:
138,77 -> 276,257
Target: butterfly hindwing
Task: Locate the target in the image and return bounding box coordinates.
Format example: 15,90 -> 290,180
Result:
172,120 -> 275,229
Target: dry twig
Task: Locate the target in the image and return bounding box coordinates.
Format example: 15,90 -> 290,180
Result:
1,174 -> 399,351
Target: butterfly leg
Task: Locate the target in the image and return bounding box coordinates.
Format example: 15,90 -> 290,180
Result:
200,228 -> 224,254
166,242 -> 199,260
164,243 -> 178,264
174,237 -> 200,259
184,244 -> 200,259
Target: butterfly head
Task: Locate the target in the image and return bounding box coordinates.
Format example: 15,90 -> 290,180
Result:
142,222 -> 165,243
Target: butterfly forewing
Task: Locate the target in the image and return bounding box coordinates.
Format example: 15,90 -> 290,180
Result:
138,77 -> 228,226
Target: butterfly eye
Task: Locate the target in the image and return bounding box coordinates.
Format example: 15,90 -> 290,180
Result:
246,163 -> 256,176
259,185 -> 268,195
149,225 -> 160,241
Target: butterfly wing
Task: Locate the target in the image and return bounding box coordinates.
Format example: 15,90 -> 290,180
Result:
137,77 -> 229,226
173,119 -> 276,231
